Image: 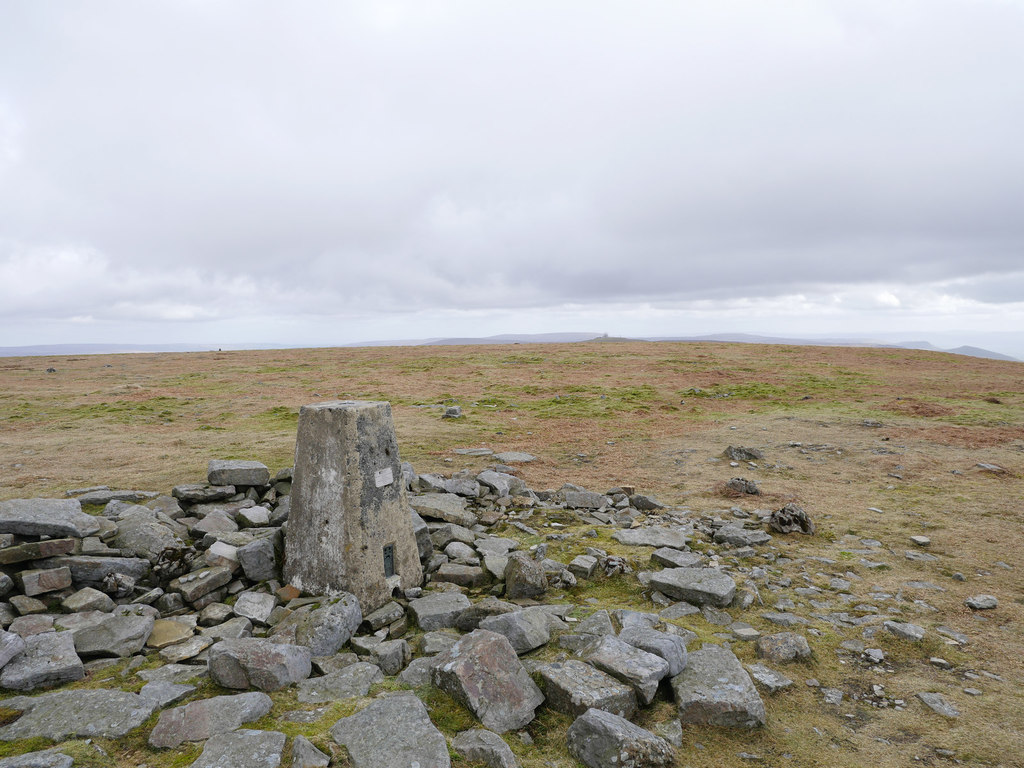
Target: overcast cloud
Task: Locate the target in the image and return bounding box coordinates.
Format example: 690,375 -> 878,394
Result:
2,1 -> 1024,354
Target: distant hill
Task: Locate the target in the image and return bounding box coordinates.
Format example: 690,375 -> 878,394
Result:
0,333 -> 1017,361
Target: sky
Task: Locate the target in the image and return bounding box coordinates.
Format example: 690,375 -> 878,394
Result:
2,1 -> 1024,357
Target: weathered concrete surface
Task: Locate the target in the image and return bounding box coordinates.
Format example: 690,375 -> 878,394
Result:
284,401 -> 423,612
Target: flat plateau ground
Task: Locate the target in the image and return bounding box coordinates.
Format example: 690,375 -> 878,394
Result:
0,340 -> 1021,767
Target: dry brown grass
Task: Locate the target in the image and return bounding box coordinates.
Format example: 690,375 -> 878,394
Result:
1,340 -> 1022,767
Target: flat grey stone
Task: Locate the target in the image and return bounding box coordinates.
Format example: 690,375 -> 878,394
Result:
433,629 -> 544,733
538,660 -> 637,719
0,630 -> 26,669
713,524 -> 771,547
612,527 -> 691,549
0,689 -> 155,740
291,735 -> 330,768
188,728 -> 286,768
72,614 -> 155,658
566,708 -> 674,768
409,592 -> 471,631
410,494 -> 478,528
208,459 -> 270,487
233,591 -> 277,626
651,548 -> 703,568
884,620 -> 925,641
237,537 -> 279,582
503,552 -> 547,600
618,626 -> 688,676
0,632 -> 84,691
148,691 -> 273,748
292,594 -> 363,656
208,638 -> 312,691
760,611 -> 809,627
755,632 -> 812,663
649,568 -> 736,607
671,644 -> 766,728
36,555 -> 150,589
331,692 -> 450,768
397,655 -> 441,687
0,498 -> 100,538
297,661 -> 383,703
745,662 -> 794,693
965,594 -> 998,610
139,681 -> 196,708
0,751 -> 74,767
452,728 -> 520,768
917,691 -> 960,718
479,609 -> 551,654
493,452 -> 535,464
138,663 -> 208,684
581,635 -> 669,706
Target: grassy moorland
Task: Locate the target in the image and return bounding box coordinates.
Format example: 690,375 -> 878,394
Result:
0,340 -> 1022,767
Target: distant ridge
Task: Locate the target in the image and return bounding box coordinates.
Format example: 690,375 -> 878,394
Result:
0,333 -> 1017,361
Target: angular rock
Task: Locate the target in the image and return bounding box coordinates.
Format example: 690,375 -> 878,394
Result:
566,708 -> 674,768
756,632 -> 812,663
745,662 -> 794,693
291,735 -> 331,768
410,494 -> 478,528
208,637 -> 312,691
671,644 -> 765,728
159,635 -> 213,663
0,750 -> 74,767
237,537 -> 279,582
713,524 -> 771,547
233,591 -> 277,626
0,538 -> 76,566
884,620 -> 926,641
433,629 -> 544,733
649,568 -> 736,607
767,503 -> 815,535
112,510 -> 184,563
503,552 -> 547,600
172,484 -> 236,504
362,601 -> 404,631
147,618 -> 194,649
330,692 -> 451,768
965,594 -> 998,610
452,729 -> 520,768
188,728 -> 286,768
297,661 -> 383,703
138,681 -> 196,709
72,614 -> 155,658
17,567 -> 72,598
0,632 -> 84,691
170,566 -> 234,603
0,689 -> 156,740
568,555 -> 598,579
618,626 -> 688,676
434,563 -> 489,588
612,527 -> 691,549
409,591 -> 471,631
651,548 -> 702,568
289,594 -> 363,656
61,587 -> 115,613
37,555 -> 150,589
917,691 -> 960,718
0,499 -> 100,538
479,609 -> 551,654
0,630 -> 26,670
148,691 -> 273,749
539,660 -> 637,719
581,635 -> 669,705
208,459 -> 270,487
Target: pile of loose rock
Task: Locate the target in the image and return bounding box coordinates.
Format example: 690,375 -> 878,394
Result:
0,454 -> 935,767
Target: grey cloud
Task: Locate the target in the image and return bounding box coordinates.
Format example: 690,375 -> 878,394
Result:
1,1 -> 1023,341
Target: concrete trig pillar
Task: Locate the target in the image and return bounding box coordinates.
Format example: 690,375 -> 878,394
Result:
284,400 -> 424,612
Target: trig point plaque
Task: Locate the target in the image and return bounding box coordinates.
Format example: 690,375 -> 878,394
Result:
284,400 -> 424,612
